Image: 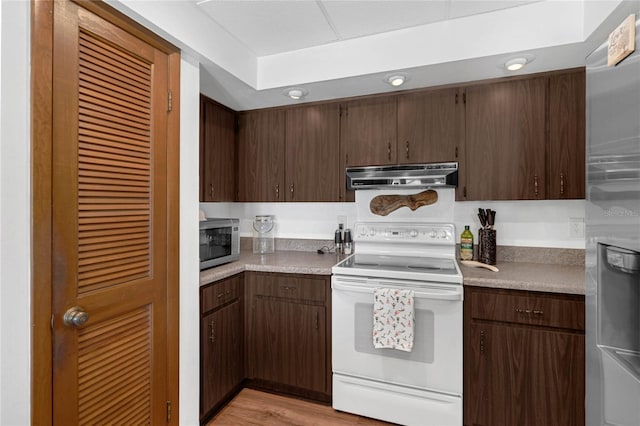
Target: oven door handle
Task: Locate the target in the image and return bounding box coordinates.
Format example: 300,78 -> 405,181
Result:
332,281 -> 463,301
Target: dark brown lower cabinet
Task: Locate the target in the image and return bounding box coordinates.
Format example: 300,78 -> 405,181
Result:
245,271 -> 331,402
200,275 -> 244,422
464,286 -> 585,426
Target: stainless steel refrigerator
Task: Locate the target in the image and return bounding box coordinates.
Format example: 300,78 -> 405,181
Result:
586,5 -> 640,426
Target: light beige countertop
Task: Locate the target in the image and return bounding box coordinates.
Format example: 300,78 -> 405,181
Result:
460,262 -> 585,295
200,251 -> 585,295
199,251 -> 344,286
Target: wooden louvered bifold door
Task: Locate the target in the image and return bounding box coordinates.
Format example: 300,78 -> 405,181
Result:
51,1 -> 170,424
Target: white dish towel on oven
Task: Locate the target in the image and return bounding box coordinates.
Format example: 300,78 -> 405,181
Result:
373,288 -> 414,352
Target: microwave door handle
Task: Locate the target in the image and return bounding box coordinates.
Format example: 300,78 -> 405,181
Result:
332,281 -> 462,301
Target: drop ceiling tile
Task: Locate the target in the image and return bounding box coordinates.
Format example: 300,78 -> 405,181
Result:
197,0 -> 338,55
321,0 -> 449,40
448,0 -> 541,19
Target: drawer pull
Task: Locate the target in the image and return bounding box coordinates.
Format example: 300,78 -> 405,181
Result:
209,320 -> 215,343
515,308 -> 544,316
217,290 -> 232,299
280,286 -> 297,292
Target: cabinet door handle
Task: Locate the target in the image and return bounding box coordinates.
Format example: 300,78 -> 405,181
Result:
315,311 -> 319,330
480,330 -> 485,355
290,184 -> 294,199
405,141 -> 409,159
209,183 -> 214,198
560,173 -> 565,196
388,142 -> 392,160
515,308 -> 544,316
534,175 -> 539,196
275,184 -> 280,199
209,320 -> 215,343
216,290 -> 232,300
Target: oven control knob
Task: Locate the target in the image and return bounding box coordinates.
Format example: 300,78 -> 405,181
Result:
409,230 -> 418,238
368,228 -> 376,237
438,231 -> 447,239
428,230 -> 437,238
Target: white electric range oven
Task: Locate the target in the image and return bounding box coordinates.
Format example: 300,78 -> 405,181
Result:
332,222 -> 463,426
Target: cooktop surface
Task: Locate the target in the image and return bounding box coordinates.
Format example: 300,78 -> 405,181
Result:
333,253 -> 462,284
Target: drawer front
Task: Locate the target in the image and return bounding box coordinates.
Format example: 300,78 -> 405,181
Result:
469,288 -> 585,331
251,273 -> 326,303
201,275 -> 241,313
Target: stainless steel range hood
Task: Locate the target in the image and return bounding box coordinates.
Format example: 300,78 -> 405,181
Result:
346,162 -> 458,190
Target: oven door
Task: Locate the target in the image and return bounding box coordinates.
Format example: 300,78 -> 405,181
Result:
332,275 -> 462,395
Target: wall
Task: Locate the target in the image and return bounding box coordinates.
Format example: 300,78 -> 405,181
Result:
0,0 -> 31,424
179,55 -> 201,426
201,194 -> 586,249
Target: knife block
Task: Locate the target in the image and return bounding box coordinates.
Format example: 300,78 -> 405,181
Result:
478,229 -> 497,265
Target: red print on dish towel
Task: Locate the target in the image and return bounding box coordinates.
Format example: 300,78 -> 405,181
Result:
372,288 -> 414,352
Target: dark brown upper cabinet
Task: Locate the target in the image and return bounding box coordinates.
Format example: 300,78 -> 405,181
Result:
397,87 -> 462,164
200,96 -> 237,202
285,104 -> 341,202
237,105 -> 341,202
237,109 -> 286,202
340,97 -> 398,168
339,97 -> 397,201
547,70 -> 585,199
463,77 -> 547,200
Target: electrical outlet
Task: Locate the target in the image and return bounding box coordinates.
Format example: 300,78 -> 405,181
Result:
568,217 -> 585,238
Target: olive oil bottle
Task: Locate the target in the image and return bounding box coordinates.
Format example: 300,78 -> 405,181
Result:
460,225 -> 474,260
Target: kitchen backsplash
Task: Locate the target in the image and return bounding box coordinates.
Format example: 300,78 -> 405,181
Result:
200,188 -> 586,249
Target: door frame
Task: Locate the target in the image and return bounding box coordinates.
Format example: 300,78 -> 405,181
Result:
31,1 -> 181,423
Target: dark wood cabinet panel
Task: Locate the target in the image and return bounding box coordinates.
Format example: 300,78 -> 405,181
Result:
200,275 -> 244,421
200,96 -> 236,202
237,109 -> 286,201
397,88 -> 461,164
285,104 -> 341,201
251,298 -> 326,392
464,286 -> 585,426
245,272 -> 331,400
548,70 -> 585,199
464,78 -> 547,200
340,97 -> 397,201
341,97 -> 397,168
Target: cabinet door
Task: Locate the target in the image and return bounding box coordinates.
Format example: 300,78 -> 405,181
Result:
201,299 -> 243,417
548,70 -> 585,199
466,323 -> 528,426
397,88 -> 461,164
341,97 -> 397,168
250,298 -> 326,393
285,104 -> 340,201
237,109 -> 285,201
340,97 -> 397,201
200,96 -> 236,201
464,78 -> 546,200
466,322 -> 585,426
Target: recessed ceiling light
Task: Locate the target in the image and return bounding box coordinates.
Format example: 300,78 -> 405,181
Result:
505,57 -> 527,71
284,87 -> 308,100
387,75 -> 406,87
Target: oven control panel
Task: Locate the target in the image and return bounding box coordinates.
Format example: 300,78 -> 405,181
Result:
354,222 -> 455,244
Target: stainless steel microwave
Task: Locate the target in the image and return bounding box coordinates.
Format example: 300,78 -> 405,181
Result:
199,218 -> 240,270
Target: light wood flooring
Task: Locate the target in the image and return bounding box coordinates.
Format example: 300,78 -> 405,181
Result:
207,388 -> 394,425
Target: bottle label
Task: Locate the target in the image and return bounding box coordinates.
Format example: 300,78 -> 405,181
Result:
460,238 -> 473,260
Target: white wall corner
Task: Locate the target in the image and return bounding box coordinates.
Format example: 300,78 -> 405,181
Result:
179,54 -> 201,426
0,0 -> 31,424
